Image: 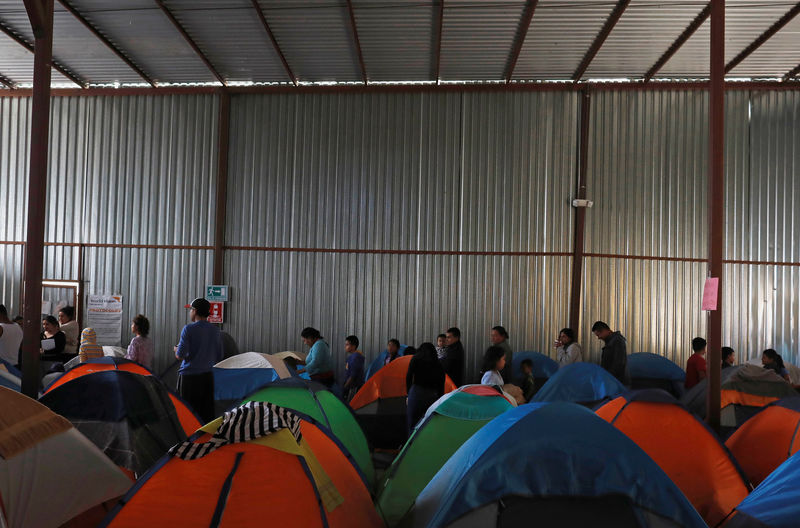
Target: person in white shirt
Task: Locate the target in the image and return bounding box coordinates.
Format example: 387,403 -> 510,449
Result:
480,345 -> 506,386
555,327 -> 583,368
0,304 -> 24,367
58,306 -> 79,355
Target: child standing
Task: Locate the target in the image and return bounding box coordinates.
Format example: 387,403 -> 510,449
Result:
343,335 -> 365,401
520,358 -> 536,402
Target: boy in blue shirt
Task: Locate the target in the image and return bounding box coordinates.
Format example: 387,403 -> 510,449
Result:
343,335 -> 364,401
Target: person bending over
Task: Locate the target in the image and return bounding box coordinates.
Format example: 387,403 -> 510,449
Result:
592,321 -> 630,385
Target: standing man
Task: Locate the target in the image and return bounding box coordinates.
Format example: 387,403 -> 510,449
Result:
490,326 -> 512,382
685,337 -> 708,389
440,327 -> 465,386
0,304 -> 23,368
174,298 -> 223,423
591,321 -> 630,385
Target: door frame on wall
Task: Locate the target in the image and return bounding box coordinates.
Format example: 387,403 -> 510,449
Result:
41,279 -> 81,328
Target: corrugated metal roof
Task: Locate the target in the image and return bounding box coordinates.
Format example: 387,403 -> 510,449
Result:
586,0 -> 709,79
513,0 -> 613,80
1,0 -> 800,85
256,0 -> 361,82
352,0 -> 436,82
162,1 -> 290,83
440,0 -> 526,81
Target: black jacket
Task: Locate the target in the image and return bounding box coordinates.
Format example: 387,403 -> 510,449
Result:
600,331 -> 630,385
440,341 -> 465,386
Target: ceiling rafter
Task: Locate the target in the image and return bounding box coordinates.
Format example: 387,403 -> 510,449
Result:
726,1 -> 800,74
154,0 -> 227,86
58,0 -> 155,87
644,3 -> 710,82
572,0 -> 631,82
0,72 -> 14,89
345,0 -> 367,85
0,19 -> 85,87
505,0 -> 538,83
783,63 -> 800,81
434,0 -> 444,84
250,0 -> 296,86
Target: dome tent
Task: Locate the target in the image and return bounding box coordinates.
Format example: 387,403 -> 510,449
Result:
0,387 -> 132,528
243,377 -> 375,488
409,402 -> 706,528
725,396 -> 800,486
596,390 -> 751,526
376,385 -> 515,526
628,353 -> 686,398
100,402 -> 382,528
532,362 -> 627,406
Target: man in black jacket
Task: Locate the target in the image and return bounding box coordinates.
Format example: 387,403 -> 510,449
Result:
592,321 -> 630,385
441,327 -> 465,386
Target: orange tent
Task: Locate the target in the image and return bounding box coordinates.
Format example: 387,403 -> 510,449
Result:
43,357 -> 201,435
596,390 -> 751,527
726,397 -> 800,486
102,409 -> 382,528
350,354 -> 457,449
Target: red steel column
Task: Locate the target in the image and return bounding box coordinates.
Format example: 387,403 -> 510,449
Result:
20,0 -> 53,397
706,0 -> 725,432
569,90 -> 591,332
212,90 -> 230,285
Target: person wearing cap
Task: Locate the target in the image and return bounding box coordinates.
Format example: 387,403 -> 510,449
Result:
174,298 -> 223,423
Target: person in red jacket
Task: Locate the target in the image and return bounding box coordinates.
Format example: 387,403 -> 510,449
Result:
685,337 -> 707,389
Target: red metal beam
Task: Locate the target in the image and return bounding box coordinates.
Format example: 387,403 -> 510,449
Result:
784,63 -> 800,81
250,0 -> 296,86
644,3 -> 711,82
154,0 -> 226,85
573,0 -> 631,81
706,0 -> 725,435
57,0 -> 155,87
345,0 -> 368,85
726,1 -> 800,74
569,90 -> 590,332
213,90 -> 230,285
434,0 -> 444,84
20,0 -> 52,397
505,0 -> 539,83
0,20 -> 85,87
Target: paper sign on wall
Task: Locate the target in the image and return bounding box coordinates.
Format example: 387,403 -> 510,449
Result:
702,278 -> 719,311
87,294 -> 123,345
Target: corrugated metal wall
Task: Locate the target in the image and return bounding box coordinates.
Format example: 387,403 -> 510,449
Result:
225,91 -> 578,382
2,88 -> 799,379
0,95 -> 218,374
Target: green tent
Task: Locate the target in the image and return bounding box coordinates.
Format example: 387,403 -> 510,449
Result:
376,385 -> 515,527
244,378 -> 375,488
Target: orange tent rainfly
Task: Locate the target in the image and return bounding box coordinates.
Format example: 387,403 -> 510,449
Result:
101,401 -> 382,528
596,389 -> 751,527
349,354 -> 457,449
0,387 -> 132,528
726,396 -> 800,487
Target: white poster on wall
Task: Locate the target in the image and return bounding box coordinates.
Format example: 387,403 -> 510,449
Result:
87,294 -> 123,346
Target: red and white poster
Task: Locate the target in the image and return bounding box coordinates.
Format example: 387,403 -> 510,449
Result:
208,301 -> 224,324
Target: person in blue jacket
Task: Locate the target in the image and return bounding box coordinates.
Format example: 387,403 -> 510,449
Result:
297,327 -> 334,387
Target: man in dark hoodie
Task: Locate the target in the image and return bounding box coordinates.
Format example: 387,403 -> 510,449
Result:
440,327 -> 465,386
592,321 -> 630,385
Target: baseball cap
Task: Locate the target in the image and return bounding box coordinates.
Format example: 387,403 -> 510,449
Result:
184,298 -> 211,316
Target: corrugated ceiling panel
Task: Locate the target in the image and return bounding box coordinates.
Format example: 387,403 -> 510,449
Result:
163,1 -> 290,83
439,0 -> 526,81
661,1 -> 800,78
0,15 -> 82,86
733,16 -> 800,78
257,0 -> 361,82
586,0 -> 708,79
51,5 -> 144,84
513,0 -> 612,80
352,0 -> 435,82
460,91 -> 577,252
65,1 -> 216,83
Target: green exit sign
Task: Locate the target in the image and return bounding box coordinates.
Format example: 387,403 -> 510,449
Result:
206,285 -> 229,302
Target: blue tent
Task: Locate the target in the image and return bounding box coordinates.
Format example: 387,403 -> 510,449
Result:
365,344 -> 408,380
0,357 -> 21,378
533,362 -> 626,405
411,402 -> 707,528
510,351 -> 559,381
727,451 -> 800,528
628,353 -> 686,397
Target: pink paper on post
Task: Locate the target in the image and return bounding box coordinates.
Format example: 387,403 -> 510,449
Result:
702,277 -> 719,311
